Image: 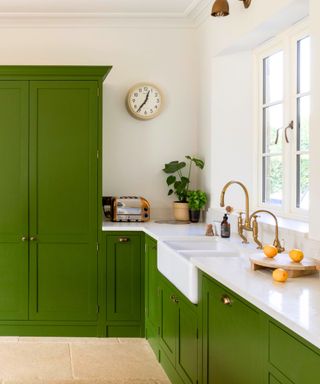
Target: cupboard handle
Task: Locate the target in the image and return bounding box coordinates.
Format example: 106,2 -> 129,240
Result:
21,236 -> 28,242
118,237 -> 130,243
174,298 -> 179,304
221,294 -> 232,306
170,295 -> 176,301
30,236 -> 37,242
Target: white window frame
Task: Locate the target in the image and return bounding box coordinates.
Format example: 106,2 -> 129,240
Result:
253,19 -> 310,221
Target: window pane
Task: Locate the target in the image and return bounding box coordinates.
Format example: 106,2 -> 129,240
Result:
297,95 -> 310,151
263,51 -> 284,104
263,104 -> 283,154
263,155 -> 283,205
296,154 -> 309,209
298,36 -> 311,94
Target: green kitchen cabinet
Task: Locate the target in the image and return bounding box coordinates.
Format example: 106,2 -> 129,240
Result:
145,235 -> 160,357
202,275 -> 263,384
159,277 -> 199,384
0,67 -> 111,333
106,232 -> 144,337
267,320 -> 320,384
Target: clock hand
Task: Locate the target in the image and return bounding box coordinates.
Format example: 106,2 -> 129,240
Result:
137,91 -> 150,113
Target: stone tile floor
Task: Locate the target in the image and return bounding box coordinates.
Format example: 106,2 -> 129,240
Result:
0,337 -> 170,384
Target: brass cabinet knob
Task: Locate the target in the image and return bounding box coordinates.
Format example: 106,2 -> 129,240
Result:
119,237 -> 129,243
30,236 -> 37,242
221,294 -> 232,306
170,294 -> 176,301
21,236 -> 28,242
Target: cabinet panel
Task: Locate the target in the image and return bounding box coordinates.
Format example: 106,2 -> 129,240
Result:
159,281 -> 177,363
29,244 -> 97,321
269,322 -> 320,384
0,81 -> 29,320
29,81 -> 98,321
176,299 -> 198,384
203,277 -> 263,384
145,236 -> 159,327
106,234 -> 142,322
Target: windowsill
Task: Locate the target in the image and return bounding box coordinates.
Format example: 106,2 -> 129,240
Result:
208,207 -> 309,236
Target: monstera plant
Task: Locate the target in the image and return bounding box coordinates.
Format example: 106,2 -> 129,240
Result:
162,156 -> 205,221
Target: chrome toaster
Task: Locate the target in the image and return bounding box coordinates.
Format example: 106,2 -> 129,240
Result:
112,196 -> 150,222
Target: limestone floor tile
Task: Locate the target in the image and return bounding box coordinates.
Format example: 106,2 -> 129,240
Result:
0,337 -> 19,343
3,380 -> 170,384
0,342 -> 72,381
70,342 -> 169,382
19,337 -> 119,345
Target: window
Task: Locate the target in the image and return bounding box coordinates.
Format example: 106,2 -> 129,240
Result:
255,23 -> 310,219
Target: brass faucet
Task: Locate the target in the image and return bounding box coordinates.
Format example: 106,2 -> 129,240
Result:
219,181 -> 285,253
220,180 -> 252,244
250,210 -> 285,253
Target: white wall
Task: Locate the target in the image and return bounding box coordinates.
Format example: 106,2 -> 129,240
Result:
0,25 -> 198,219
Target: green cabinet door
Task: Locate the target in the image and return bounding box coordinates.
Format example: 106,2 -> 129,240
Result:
106,233 -> 142,322
203,276 -> 263,384
176,298 -> 198,384
0,81 -> 29,320
145,235 -> 159,354
159,280 -> 178,364
28,81 -> 98,321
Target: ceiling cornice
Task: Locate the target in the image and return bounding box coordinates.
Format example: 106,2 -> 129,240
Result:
0,0 -> 212,29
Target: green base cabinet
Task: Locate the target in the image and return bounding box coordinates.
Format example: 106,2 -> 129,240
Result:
105,232 -> 144,337
202,275 -> 264,384
159,276 -> 199,384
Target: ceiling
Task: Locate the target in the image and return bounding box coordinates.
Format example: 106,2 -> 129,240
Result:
0,0 -> 204,15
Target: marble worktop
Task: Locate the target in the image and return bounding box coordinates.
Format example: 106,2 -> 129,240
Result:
102,221 -> 320,349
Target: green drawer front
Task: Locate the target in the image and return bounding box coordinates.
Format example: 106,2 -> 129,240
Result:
269,322 -> 320,384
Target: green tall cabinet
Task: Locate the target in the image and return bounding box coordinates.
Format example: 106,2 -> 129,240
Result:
0,66 -> 111,335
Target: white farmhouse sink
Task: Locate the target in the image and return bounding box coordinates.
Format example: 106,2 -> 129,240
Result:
157,238 -> 240,304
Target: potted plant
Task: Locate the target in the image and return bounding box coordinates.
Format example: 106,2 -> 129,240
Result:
187,190 -> 207,223
162,156 -> 204,221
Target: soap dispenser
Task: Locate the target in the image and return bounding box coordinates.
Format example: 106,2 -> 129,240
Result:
221,214 -> 230,238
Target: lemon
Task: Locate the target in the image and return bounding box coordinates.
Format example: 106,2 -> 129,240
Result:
289,249 -> 304,263
263,245 -> 278,258
273,268 -> 288,283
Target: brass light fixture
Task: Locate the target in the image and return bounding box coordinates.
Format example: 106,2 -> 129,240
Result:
211,0 -> 252,17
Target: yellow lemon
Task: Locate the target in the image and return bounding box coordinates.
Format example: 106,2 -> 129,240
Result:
273,268 -> 288,283
289,249 -> 304,263
263,245 -> 278,258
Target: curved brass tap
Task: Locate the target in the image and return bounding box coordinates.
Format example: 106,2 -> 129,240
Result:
249,209 -> 285,253
220,180 -> 251,229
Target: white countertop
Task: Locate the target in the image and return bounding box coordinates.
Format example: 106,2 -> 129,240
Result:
102,221 -> 320,350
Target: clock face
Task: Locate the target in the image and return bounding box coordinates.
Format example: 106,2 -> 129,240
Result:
127,83 -> 163,120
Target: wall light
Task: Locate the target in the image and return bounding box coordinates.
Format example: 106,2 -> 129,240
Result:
211,0 -> 252,17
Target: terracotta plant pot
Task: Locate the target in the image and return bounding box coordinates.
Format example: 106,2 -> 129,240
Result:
173,202 -> 189,221
189,209 -> 201,223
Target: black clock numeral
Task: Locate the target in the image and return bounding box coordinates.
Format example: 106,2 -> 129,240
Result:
144,87 -> 148,91
150,109 -> 153,113
132,99 -> 136,102
134,93 -> 138,97
155,105 -> 158,109
155,93 -> 158,97
134,105 -> 137,109
139,88 -> 142,92
144,111 -> 147,115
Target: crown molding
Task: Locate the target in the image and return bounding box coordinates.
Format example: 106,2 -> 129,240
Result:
0,1 -> 212,29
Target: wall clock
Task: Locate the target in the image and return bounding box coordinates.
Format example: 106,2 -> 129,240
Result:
126,83 -> 163,120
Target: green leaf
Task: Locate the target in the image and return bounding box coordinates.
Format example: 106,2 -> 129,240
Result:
166,175 -> 176,186
162,161 -> 186,174
168,189 -> 174,196
192,158 -> 205,169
